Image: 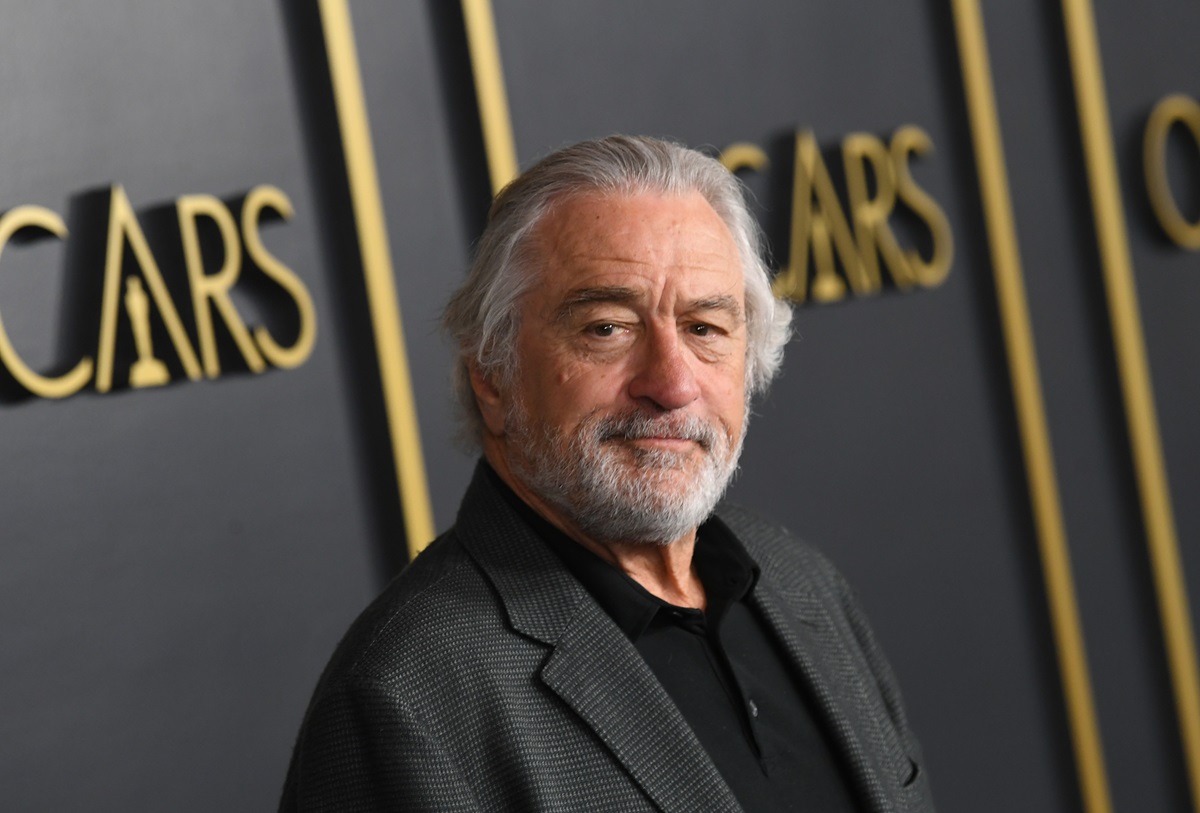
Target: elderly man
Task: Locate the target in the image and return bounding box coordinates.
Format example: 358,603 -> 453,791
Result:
281,135 -> 933,812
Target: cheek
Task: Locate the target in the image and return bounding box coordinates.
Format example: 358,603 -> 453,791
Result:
723,391 -> 747,433
545,349 -> 629,393
707,361 -> 748,426
549,367 -> 626,419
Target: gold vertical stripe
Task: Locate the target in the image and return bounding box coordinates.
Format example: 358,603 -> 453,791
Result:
461,0 -> 519,193
1061,1 -> 1200,807
317,0 -> 436,559
951,3 -> 1114,812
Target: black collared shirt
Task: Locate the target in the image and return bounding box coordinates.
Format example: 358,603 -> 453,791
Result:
487,466 -> 861,812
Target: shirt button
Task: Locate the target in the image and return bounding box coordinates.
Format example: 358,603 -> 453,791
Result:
748,699 -> 759,718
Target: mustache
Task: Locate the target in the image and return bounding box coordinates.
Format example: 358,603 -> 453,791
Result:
593,410 -> 720,452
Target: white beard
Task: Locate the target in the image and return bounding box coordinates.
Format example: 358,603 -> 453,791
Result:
506,402 -> 745,545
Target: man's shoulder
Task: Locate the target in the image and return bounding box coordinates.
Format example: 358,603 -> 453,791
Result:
315,529 -> 500,685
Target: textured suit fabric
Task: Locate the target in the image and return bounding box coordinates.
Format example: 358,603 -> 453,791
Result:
280,464 -> 935,812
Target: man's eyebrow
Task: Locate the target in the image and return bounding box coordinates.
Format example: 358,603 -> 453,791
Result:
689,294 -> 744,322
552,287 -> 745,325
553,286 -> 640,324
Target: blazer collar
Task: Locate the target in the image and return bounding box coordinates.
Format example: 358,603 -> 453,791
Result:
454,462 -> 742,813
540,602 -> 743,813
750,579 -> 894,812
727,509 -> 904,813
453,462 -> 583,644
456,464 -> 902,812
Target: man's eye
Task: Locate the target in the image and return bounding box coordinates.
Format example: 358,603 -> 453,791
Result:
690,323 -> 712,336
591,324 -> 617,337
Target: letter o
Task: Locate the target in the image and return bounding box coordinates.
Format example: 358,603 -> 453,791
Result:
1144,93 -> 1200,249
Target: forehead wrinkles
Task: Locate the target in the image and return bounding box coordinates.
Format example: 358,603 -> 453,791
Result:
536,192 -> 739,270
519,192 -> 747,339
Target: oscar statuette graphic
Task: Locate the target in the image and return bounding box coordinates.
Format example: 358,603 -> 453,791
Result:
125,276 -> 170,388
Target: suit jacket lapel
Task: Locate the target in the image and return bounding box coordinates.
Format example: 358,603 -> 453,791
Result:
750,572 -> 895,813
456,464 -> 741,813
540,603 -> 742,813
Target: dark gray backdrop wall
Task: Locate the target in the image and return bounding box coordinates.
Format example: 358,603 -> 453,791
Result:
2,2 -> 1199,813
0,3 -> 389,810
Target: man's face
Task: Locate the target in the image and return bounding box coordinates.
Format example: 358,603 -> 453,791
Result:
480,190 -> 749,544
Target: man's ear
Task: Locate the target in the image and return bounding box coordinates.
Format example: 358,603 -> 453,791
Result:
468,361 -> 507,436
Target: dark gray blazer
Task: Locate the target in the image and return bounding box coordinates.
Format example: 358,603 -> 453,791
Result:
281,464 -> 934,812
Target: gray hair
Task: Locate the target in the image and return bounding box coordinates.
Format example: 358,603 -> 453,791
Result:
443,134 -> 793,444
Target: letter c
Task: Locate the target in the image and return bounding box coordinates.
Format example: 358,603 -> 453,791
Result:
0,206 -> 93,398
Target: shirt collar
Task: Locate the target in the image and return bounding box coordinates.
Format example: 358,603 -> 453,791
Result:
482,461 -> 760,640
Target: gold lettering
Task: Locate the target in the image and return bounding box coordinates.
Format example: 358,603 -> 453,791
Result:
241,185 -> 317,369
125,276 -> 170,388
769,135 -> 811,303
96,185 -> 202,393
891,125 -> 954,287
733,127 -> 952,304
803,132 -> 870,297
177,194 -> 266,377
1144,93 -> 1200,249
843,132 -> 915,291
0,206 -> 93,398
719,143 -> 769,174
773,131 -> 866,303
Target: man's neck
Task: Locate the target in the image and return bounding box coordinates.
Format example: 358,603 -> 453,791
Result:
484,447 -> 707,610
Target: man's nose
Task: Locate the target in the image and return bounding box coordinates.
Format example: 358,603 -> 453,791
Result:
627,327 -> 701,411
